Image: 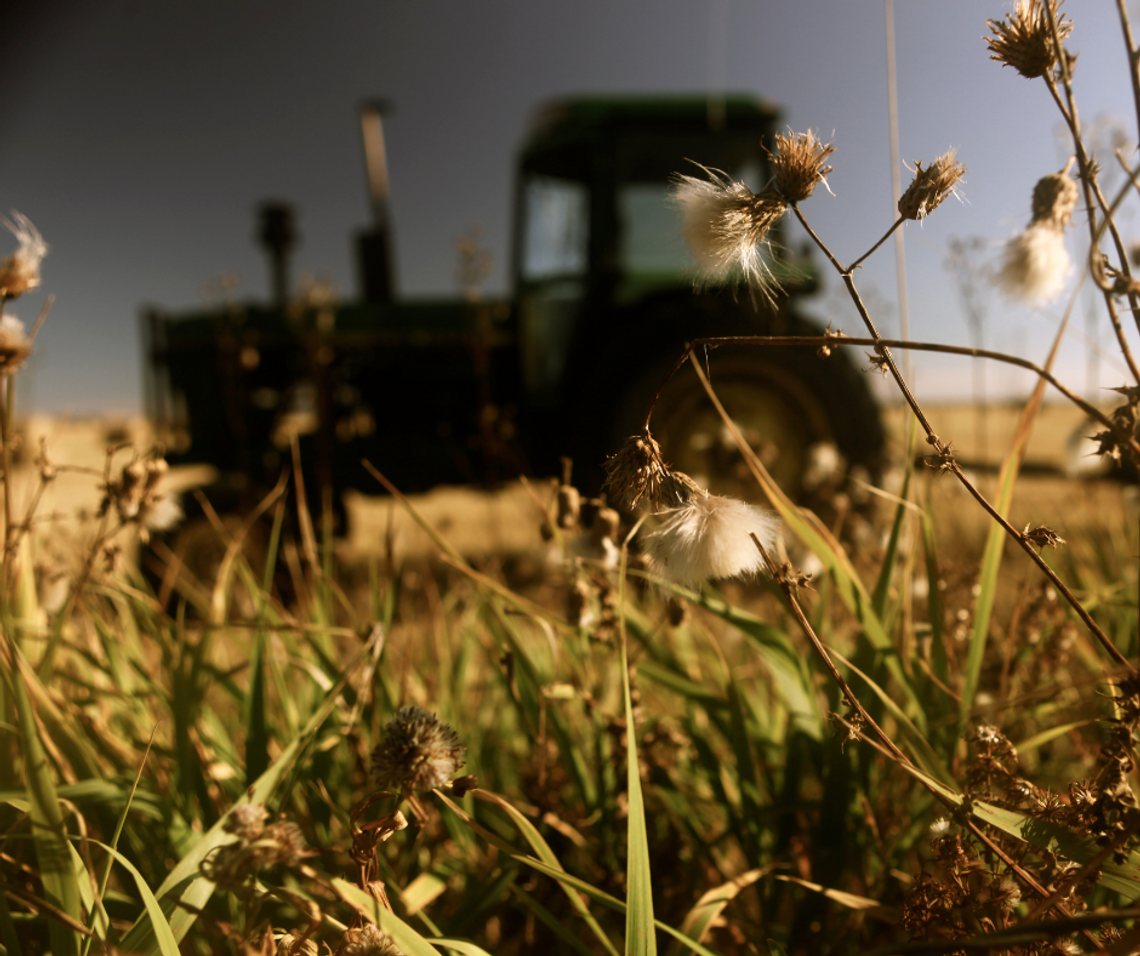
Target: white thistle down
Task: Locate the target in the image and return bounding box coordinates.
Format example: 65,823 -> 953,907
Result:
996,220 -> 1071,304
996,165 -> 1078,304
0,314 -> 32,373
670,167 -> 788,304
643,494 -> 781,586
0,212 -> 48,299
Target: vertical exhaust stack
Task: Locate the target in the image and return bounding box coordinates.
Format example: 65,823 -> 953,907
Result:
357,99 -> 397,303
257,201 -> 297,309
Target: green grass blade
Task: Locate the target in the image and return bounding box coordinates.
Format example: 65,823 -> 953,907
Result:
244,629 -> 269,786
436,793 -> 721,956
333,878 -> 450,956
511,885 -> 602,956
620,547 -> 656,956
431,939 -> 500,956
86,839 -> 179,956
693,590 -> 822,738
958,317 -> 1067,741
687,359 -> 924,729
665,867 -> 767,956
119,633 -> 376,952
470,790 -> 620,956
6,639 -> 82,956
872,419 -> 917,619
828,649 -> 955,788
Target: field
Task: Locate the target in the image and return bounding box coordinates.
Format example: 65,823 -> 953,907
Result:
2,391 -> 1138,956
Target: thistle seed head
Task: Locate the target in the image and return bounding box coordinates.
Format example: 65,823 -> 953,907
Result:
1022,524 -> 1066,549
986,0 -> 1072,79
0,212 -> 47,299
671,167 -> 788,304
0,315 -> 32,374
224,802 -> 269,841
371,705 -> 466,795
336,924 -> 405,956
898,150 -> 966,221
603,431 -> 703,511
256,820 -> 308,868
97,454 -> 183,541
277,930 -> 319,955
1030,168 -> 1078,230
769,128 -> 835,203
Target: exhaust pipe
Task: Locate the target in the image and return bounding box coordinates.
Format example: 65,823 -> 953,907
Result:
357,99 -> 396,303
257,201 -> 297,309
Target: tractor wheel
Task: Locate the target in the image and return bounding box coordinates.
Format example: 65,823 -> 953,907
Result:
610,346 -> 883,506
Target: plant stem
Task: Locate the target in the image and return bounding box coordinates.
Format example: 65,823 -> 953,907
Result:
650,333 -> 1137,456
755,538 -> 1078,923
847,217 -> 904,273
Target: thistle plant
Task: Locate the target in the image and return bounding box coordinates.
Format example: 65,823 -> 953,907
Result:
590,0 -> 1140,949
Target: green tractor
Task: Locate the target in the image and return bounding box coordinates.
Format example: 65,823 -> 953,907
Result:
144,95 -> 883,518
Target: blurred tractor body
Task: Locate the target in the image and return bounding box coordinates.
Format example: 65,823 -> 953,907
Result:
143,95 -> 884,516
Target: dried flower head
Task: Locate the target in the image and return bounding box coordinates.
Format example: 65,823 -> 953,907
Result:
224,802 -> 269,841
277,930 -> 319,955
897,150 -> 966,221
928,817 -> 951,837
1023,524 -> 1066,549
257,820 -> 308,868
336,924 -> 405,956
769,128 -> 835,203
671,166 -> 788,303
371,705 -> 466,795
200,810 -> 310,889
1031,168 -> 1079,230
556,483 -> 580,529
0,213 -> 47,299
603,430 -> 704,511
986,0 -> 1072,79
990,874 -> 1022,913
97,455 -> 183,541
642,492 -> 781,587
0,315 -> 32,374
1090,384 -> 1140,463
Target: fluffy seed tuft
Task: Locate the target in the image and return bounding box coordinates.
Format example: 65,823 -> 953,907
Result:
642,493 -> 781,587
0,212 -> 47,300
996,221 -> 1071,304
671,167 -> 788,304
0,315 -> 32,374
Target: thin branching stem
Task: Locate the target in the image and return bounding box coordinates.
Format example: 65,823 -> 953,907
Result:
1044,74 -> 1140,378
756,538 -> 1077,923
1117,0 -> 1140,146
790,205 -> 1131,668
648,333 -> 1138,457
847,217 -> 904,273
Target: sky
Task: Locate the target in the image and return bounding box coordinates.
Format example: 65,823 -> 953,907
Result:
3,0 -> 1139,416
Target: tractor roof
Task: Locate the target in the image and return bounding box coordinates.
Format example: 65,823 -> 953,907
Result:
520,94 -> 780,164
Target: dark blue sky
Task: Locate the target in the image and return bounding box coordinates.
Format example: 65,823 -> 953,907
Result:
4,0 -> 1136,413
